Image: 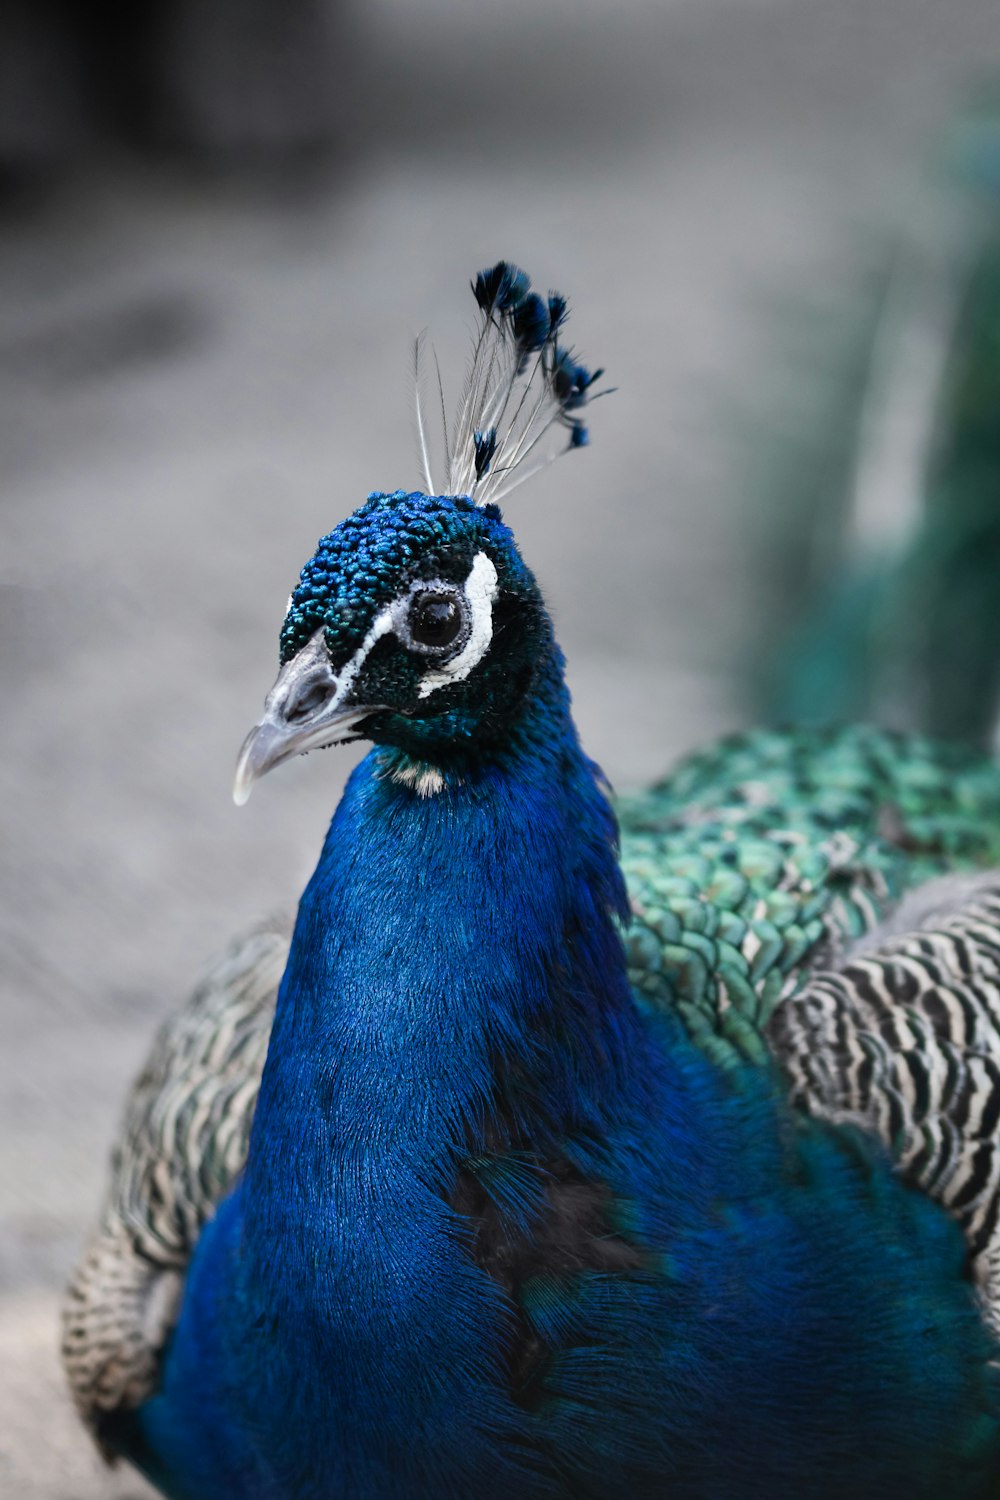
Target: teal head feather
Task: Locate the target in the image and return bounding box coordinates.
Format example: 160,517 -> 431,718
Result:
277,491 -> 550,764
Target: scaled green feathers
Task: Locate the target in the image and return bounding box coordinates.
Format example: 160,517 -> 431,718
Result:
620,726 -> 1000,1070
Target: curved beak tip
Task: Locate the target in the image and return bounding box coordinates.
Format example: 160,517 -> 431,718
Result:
232,725 -> 263,807
230,634 -> 373,807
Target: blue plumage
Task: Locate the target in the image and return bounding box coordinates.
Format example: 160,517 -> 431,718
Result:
472,260 -> 531,315
127,611 -> 1000,1497
66,264 -> 1000,1498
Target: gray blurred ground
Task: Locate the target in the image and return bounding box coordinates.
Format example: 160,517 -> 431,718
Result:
2,0 -> 998,1493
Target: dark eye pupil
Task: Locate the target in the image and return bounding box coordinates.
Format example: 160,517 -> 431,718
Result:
409,593 -> 461,649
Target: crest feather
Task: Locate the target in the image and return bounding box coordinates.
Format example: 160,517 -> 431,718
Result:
414,261 -> 607,504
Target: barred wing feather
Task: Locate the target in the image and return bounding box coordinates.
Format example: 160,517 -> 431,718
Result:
61,919 -> 290,1441
770,873 -> 1000,1325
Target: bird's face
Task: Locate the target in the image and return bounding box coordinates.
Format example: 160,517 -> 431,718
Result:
234,490 -> 549,802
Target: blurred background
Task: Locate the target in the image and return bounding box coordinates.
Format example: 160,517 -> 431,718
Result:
2,1 -> 1000,1493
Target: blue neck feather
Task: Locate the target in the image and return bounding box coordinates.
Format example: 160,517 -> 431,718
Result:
246,641 -> 640,1175
221,643 -> 651,1494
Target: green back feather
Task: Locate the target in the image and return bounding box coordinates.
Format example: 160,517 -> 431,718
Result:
618,726 -> 1000,1070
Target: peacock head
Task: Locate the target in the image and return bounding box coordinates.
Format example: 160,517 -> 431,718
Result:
233,262 -> 605,803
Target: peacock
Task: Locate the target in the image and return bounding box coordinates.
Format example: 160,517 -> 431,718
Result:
63,261 -> 1000,1498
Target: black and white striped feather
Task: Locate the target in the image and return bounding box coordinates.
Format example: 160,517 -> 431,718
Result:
769,871 -> 1000,1325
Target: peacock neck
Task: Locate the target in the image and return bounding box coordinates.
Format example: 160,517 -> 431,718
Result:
224,646 -> 651,1490
241,644 -> 647,1249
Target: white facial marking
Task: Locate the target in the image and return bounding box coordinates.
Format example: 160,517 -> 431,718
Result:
310,549 -> 499,718
417,551 -> 498,699
326,606 -> 396,712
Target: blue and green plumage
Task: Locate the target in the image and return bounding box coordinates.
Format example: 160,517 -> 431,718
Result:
622,725 -> 1000,1064
63,263 -> 1000,1498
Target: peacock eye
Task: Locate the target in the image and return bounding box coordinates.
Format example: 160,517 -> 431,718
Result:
404,589 -> 466,653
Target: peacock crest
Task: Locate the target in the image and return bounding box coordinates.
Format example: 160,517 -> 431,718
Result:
415,259 -> 607,504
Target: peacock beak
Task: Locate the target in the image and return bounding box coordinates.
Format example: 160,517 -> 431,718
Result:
233,630 -> 379,806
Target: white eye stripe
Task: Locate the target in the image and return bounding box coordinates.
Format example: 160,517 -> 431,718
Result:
416,552 -> 497,699
326,551 -> 498,709
323,605 -> 395,711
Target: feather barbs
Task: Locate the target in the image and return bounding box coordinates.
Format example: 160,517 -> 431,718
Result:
414,260 -> 607,505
